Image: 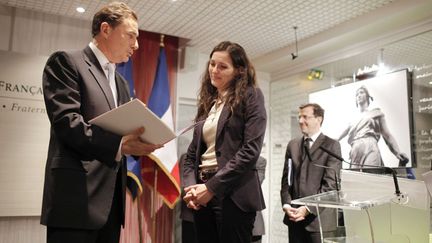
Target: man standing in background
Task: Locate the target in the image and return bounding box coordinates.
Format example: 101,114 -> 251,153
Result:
280,103 -> 341,243
41,2 -> 160,243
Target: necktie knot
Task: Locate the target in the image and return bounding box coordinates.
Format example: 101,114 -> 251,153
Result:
302,137 -> 313,161
105,63 -> 115,77
304,137 -> 312,148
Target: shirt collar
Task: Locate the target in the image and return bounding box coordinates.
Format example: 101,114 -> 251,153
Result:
88,42 -> 111,68
306,131 -> 321,142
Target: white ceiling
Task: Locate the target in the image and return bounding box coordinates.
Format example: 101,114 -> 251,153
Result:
0,0 -> 397,58
1,0 -> 431,80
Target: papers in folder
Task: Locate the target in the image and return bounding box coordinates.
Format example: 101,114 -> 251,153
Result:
89,99 -> 195,145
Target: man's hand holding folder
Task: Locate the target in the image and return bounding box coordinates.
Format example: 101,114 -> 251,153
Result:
121,127 -> 163,156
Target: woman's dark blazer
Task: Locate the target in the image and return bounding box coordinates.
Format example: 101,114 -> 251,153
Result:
183,86 -> 267,212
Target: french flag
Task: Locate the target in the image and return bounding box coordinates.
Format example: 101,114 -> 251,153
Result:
141,47 -> 180,208
117,59 -> 143,199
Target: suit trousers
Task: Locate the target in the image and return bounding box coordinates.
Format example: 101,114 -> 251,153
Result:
288,221 -> 336,243
193,196 -> 256,243
47,170 -> 123,243
182,220 -> 198,243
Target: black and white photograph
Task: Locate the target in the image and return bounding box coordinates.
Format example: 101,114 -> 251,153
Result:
310,70 -> 412,168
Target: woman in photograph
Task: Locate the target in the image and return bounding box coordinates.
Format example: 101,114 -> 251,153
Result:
182,41 -> 266,243
337,85 -> 409,168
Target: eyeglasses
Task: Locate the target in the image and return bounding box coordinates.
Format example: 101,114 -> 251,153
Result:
297,115 -> 316,121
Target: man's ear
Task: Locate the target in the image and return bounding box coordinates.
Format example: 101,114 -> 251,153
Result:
100,22 -> 111,38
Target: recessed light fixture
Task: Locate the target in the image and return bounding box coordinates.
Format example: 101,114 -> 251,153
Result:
76,7 -> 85,13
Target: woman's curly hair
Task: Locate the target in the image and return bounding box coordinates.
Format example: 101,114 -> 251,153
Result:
195,41 -> 257,122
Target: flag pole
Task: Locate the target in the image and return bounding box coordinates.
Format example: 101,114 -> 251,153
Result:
151,34 -> 165,243
137,194 -> 143,243
151,164 -> 158,242
150,34 -> 166,242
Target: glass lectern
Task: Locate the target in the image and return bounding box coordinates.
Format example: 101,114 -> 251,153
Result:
292,170 -> 430,243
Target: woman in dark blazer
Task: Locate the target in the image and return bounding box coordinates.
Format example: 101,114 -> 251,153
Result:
182,41 -> 267,243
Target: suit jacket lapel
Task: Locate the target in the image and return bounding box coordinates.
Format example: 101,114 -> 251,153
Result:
83,46 -> 116,109
291,138 -> 303,197
115,73 -> 131,106
195,121 -> 205,168
310,133 -> 325,155
292,138 -> 303,167
216,104 -> 230,141
292,139 -> 303,182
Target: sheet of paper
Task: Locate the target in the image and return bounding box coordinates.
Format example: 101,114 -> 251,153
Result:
175,119 -> 205,137
89,99 -> 176,145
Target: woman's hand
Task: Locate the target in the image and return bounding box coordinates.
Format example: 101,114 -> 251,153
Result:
183,187 -> 200,210
184,184 -> 214,207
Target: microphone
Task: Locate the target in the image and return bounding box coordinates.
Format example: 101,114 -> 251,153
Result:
319,145 -> 401,197
304,143 -> 340,192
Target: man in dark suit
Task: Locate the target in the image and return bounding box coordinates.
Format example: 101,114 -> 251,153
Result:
41,2 -> 160,243
280,103 -> 341,243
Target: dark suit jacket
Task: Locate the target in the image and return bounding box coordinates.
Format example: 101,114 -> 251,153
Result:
179,153 -> 194,222
183,87 -> 267,212
40,46 -> 131,229
280,133 -> 341,232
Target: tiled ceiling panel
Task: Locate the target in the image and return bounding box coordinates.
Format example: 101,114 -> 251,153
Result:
0,0 -> 396,58
2,0 -> 430,81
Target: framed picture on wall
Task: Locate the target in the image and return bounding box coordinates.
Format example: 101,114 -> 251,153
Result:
309,69 -> 413,169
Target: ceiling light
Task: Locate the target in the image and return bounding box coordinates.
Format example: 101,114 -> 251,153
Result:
76,7 -> 85,13
376,48 -> 389,76
376,63 -> 389,76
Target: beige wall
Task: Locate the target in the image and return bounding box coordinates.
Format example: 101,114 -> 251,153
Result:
0,5 -> 91,243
